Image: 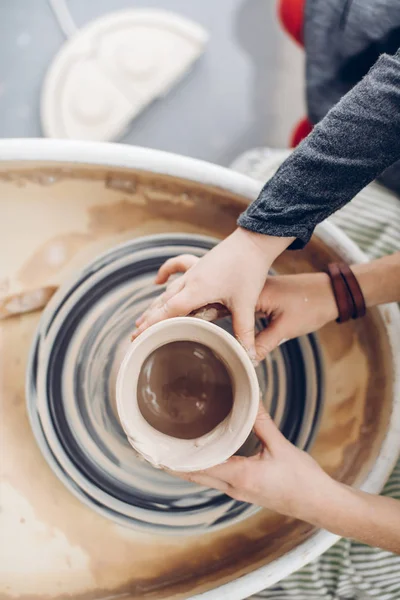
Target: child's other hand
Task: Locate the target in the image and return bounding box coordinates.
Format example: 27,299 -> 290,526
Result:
132,228 -> 292,358
136,251 -> 338,362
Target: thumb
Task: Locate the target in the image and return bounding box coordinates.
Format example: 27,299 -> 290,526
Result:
253,403 -> 285,450
254,319 -> 286,361
131,290 -> 193,340
231,303 -> 256,361
155,254 -> 199,284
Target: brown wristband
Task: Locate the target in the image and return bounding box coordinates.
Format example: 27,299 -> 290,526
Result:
327,262 -> 366,323
327,263 -> 353,323
337,263 -> 366,319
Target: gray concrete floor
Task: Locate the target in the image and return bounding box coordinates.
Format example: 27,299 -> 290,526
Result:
0,0 -> 304,166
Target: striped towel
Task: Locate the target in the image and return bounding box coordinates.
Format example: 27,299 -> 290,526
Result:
231,148 -> 400,600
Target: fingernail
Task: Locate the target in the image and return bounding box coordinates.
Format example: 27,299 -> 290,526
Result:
247,347 -> 259,368
236,337 -> 259,366
131,324 -> 144,341
250,355 -> 259,368
136,313 -> 146,325
278,338 -> 289,346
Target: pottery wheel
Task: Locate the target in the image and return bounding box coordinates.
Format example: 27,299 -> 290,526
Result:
27,233 -> 323,534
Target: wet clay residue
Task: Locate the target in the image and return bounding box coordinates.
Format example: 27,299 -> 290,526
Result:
137,341 -> 234,439
2,164 -> 248,294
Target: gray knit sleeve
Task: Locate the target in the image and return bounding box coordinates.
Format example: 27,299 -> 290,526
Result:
238,49 -> 400,249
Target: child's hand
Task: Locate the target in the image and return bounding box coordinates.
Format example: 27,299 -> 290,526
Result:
136,251 -> 338,362
132,228 -> 293,357
252,271 -> 338,359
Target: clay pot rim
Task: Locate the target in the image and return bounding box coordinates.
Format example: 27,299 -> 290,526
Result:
116,316 -> 260,471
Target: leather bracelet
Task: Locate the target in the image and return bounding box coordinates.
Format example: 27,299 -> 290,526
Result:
337,262 -> 366,319
327,262 -> 366,323
327,263 -> 353,323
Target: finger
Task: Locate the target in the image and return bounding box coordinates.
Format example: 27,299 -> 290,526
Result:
174,471 -> 232,493
131,290 -> 194,339
253,403 -> 285,450
136,279 -> 185,326
254,319 -> 286,361
155,254 -> 199,284
196,456 -> 248,487
231,303 -> 257,362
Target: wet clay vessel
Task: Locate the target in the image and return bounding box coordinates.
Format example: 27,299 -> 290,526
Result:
1,140 -> 400,600
117,317 -> 259,471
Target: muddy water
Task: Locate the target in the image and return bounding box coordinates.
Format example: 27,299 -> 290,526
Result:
137,341 -> 234,440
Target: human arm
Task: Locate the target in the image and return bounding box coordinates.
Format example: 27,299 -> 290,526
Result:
133,50 -> 400,348
350,251 -> 400,308
180,405 -> 400,554
251,250 -> 400,355
239,49 -> 400,248
143,251 -> 400,359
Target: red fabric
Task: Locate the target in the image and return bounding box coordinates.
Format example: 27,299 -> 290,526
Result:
277,1 -> 311,146
290,117 -> 313,147
277,0 -> 306,46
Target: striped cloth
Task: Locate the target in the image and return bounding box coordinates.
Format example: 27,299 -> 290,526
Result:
231,148 -> 400,600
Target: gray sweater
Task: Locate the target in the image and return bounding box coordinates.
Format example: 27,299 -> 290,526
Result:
239,9 -> 400,249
